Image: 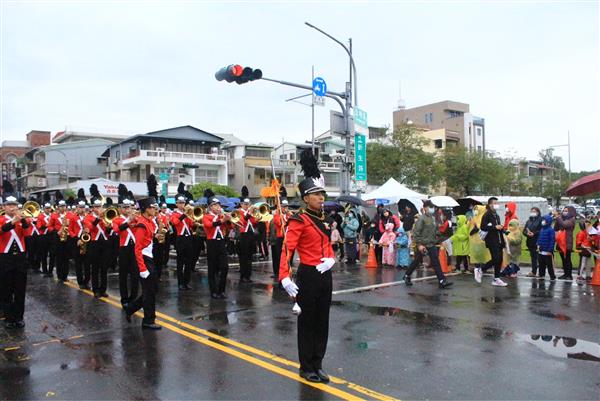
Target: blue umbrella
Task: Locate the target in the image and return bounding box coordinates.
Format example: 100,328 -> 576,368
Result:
323,201 -> 343,212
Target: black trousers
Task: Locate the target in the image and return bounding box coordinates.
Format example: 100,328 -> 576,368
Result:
560,250 -> 573,277
48,233 -> 57,273
26,235 -> 39,271
207,239 -> 228,295
484,245 -> 503,278
152,240 -> 167,279
0,254 -> 28,323
405,246 -> 446,282
37,234 -> 50,273
344,239 -> 357,264
175,236 -> 193,286
89,239 -> 110,294
271,237 -> 283,279
119,245 -> 139,303
55,237 -> 70,280
191,235 -> 203,268
238,232 -> 255,279
127,256 -> 156,324
528,247 -> 539,274
296,264 -> 332,373
539,254 -> 556,279
109,235 -> 119,271
69,237 -> 90,286
455,255 -> 469,270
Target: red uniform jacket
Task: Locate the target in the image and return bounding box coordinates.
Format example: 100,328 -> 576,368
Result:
84,213 -> 108,241
273,210 -> 291,238
68,214 -> 86,238
278,211 -> 334,281
237,208 -> 258,234
203,212 -> 229,240
170,210 -> 193,236
49,211 -> 72,233
0,215 -> 31,253
36,213 -> 53,234
133,215 -> 154,273
112,215 -> 136,247
28,217 -> 39,236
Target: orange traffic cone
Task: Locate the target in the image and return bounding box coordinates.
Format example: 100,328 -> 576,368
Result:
365,244 -> 378,268
439,247 -> 451,274
590,257 -> 600,286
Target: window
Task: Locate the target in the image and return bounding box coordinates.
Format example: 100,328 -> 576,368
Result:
476,127 -> 482,136
195,168 -> 219,184
425,113 -> 429,123
448,110 -> 463,118
434,139 -> 443,149
477,146 -> 482,152
246,148 -> 271,158
115,150 -> 120,160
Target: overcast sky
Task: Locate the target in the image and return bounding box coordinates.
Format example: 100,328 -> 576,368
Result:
1,1 -> 598,172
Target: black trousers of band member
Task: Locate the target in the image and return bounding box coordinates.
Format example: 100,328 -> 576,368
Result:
26,235 -> 40,271
0,253 -> 28,323
89,239 -> 110,294
206,239 -> 228,295
69,238 -> 90,286
238,232 -> 255,279
484,245 -> 502,278
119,244 -> 139,303
152,240 -> 166,279
175,236 -> 193,286
127,256 -> 156,325
48,233 -> 57,274
37,234 -> 50,273
109,235 -> 119,271
296,264 -> 332,373
405,246 -> 446,282
55,238 -> 70,281
271,237 -> 283,279
191,235 -> 203,268
163,235 -> 172,267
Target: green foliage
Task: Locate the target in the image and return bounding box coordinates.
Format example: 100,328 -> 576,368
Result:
366,123 -> 443,189
63,189 -> 76,199
189,182 -> 238,199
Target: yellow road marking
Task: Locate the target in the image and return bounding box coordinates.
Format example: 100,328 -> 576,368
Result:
4,346 -> 20,351
63,281 -> 400,401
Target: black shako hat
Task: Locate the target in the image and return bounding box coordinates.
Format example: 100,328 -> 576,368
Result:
298,149 -> 325,198
138,197 -> 157,212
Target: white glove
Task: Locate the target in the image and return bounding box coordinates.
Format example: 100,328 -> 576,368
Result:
140,270 -> 150,279
292,302 -> 302,315
316,257 -> 335,274
281,277 -> 299,297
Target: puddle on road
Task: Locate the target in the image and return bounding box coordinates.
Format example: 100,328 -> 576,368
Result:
515,334 -> 600,363
530,309 -> 572,321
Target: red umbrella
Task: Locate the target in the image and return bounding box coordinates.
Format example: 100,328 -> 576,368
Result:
566,172 -> 600,196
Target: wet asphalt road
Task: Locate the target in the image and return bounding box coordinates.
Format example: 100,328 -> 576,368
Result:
1,253 -> 599,400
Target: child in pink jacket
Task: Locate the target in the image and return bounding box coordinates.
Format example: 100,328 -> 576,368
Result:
379,223 -> 397,266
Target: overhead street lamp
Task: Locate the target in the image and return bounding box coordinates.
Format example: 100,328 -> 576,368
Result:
548,131 -> 572,182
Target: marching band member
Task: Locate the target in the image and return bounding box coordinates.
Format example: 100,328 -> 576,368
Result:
36,203 -> 54,277
112,198 -> 139,305
49,199 -> 72,282
69,200 -> 90,289
0,194 -> 31,328
203,197 -> 232,299
159,203 -> 172,275
84,198 -> 110,298
271,199 -> 291,281
26,202 -> 41,273
123,197 -> 161,330
152,203 -> 169,282
279,150 -> 335,383
170,195 -> 194,290
237,198 -> 258,283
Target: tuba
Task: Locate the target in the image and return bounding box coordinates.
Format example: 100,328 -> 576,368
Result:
23,201 -> 41,218
193,206 -> 204,221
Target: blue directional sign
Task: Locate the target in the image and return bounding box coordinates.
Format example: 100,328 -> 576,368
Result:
312,77 -> 327,97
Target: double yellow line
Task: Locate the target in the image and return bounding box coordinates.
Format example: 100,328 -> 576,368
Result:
63,281 -> 399,401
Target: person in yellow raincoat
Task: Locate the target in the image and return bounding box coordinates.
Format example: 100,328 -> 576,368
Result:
468,205 -> 490,269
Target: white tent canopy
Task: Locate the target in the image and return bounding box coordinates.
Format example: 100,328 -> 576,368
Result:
362,178 -> 427,211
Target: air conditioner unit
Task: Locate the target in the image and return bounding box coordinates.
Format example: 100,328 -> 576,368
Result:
156,147 -> 165,152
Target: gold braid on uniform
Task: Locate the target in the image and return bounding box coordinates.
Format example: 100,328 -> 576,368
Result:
302,208 -> 325,221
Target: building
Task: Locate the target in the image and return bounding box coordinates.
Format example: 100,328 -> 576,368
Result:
18,139 -> 113,194
1,130 -> 51,193
219,134 -> 276,198
103,125 -> 227,194
52,128 -> 129,144
393,100 -> 485,152
511,159 -> 558,193
421,128 -> 460,152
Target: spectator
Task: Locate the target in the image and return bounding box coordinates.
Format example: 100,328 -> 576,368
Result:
379,223 -> 397,267
537,214 -> 556,280
451,215 -> 470,274
477,197 -> 508,287
554,206 -> 576,280
341,210 -> 360,265
503,202 -> 518,230
524,207 -> 542,277
395,226 -> 410,269
400,205 -> 416,232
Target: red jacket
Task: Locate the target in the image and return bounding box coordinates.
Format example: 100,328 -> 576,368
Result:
203,212 -> 229,240
49,211 -> 73,233
36,213 -> 53,234
503,202 -> 518,230
237,208 -> 258,234
112,215 -> 136,247
576,230 -> 591,250
0,215 -> 31,254
273,210 -> 291,238
133,215 -> 155,273
68,214 -> 86,238
279,212 -> 334,281
170,210 -> 193,236
84,213 -> 108,241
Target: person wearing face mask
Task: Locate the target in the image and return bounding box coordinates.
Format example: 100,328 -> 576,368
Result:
478,197 -> 508,287
524,207 -> 542,277
553,206 -> 576,280
503,202 -> 518,231
536,214 -> 556,280
403,200 -> 452,289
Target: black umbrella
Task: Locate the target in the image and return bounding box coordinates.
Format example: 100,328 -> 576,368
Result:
455,197 -> 483,215
323,201 -> 343,212
335,195 -> 370,208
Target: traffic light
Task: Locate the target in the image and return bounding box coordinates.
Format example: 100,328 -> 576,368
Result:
215,64 -> 262,84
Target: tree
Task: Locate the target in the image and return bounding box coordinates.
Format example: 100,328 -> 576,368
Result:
366,123 -> 443,189
189,182 -> 238,199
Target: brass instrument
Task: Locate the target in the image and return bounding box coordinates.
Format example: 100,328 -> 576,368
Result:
0,210 -> 4,216
103,206 -> 119,225
79,232 -> 91,255
192,206 -> 204,221
229,210 -> 241,225
59,215 -> 70,242
157,217 -> 167,244
258,203 -> 273,223
23,201 -> 41,218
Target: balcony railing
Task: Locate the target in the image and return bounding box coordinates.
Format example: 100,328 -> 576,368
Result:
122,149 -> 227,162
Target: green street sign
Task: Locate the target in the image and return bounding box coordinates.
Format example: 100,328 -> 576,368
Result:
159,172 -> 170,181
354,133 -> 367,181
354,107 -> 368,128
182,164 -> 198,169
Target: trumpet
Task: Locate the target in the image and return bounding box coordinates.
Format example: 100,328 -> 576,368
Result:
23,201 -> 41,218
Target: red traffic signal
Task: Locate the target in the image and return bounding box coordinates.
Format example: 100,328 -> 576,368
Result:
215,64 -> 262,84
